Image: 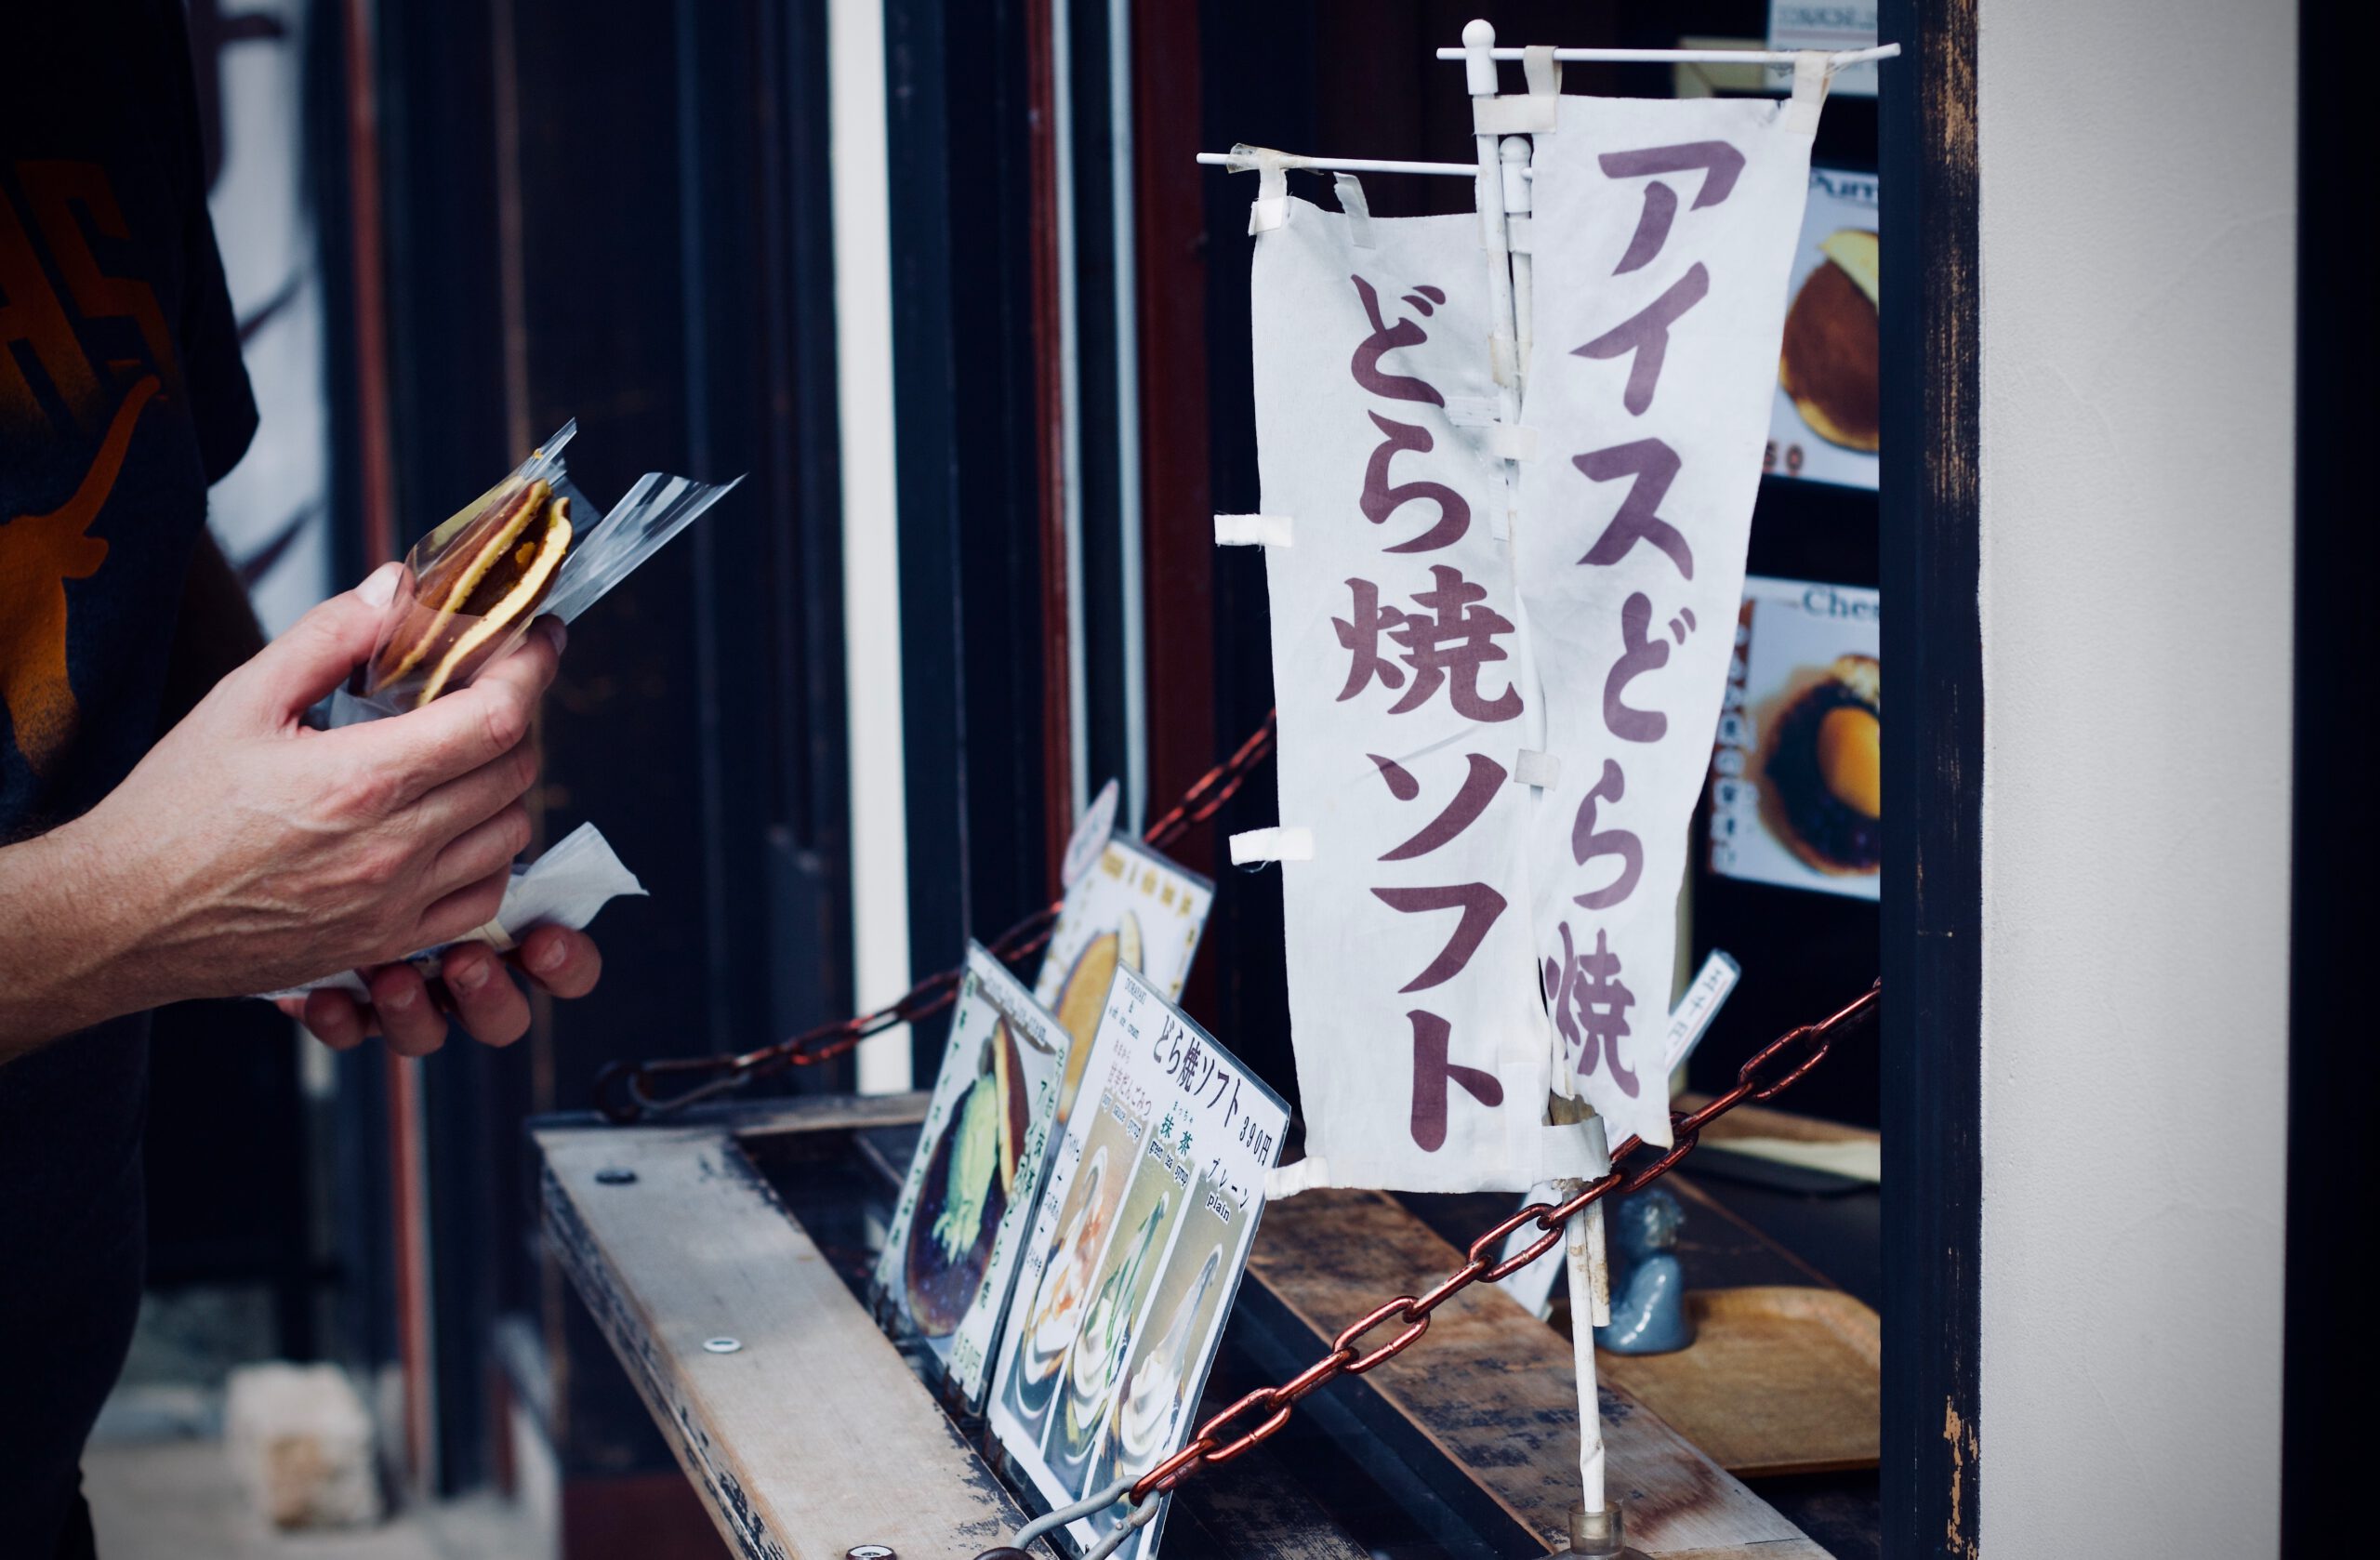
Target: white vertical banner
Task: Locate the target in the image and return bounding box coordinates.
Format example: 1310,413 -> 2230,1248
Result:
1516,89 -> 1819,1153
1248,198 -> 1601,1195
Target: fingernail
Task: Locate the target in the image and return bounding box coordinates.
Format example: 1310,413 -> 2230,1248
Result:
382,980 -> 416,1011
451,954 -> 489,993
538,616 -> 568,655
359,562 -> 403,608
530,937 -> 567,973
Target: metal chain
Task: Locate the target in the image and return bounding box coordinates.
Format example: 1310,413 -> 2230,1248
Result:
1121,978 -> 1880,1507
592,714 -> 1279,1123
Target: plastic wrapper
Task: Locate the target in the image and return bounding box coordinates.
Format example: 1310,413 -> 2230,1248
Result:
334,420 -> 738,723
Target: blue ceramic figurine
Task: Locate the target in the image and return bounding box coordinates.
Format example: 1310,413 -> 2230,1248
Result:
1593,1186 -> 1693,1355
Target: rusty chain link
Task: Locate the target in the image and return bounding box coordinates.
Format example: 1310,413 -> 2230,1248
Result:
592,714 -> 1278,1123
1122,978 -> 1880,1506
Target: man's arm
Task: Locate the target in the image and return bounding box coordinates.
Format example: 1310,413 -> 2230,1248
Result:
0,565 -> 557,1062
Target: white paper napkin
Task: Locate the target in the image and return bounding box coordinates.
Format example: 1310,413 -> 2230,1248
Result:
258,823 -> 644,999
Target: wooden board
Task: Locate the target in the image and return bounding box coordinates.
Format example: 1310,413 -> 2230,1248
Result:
1595,1289 -> 1881,1479
537,1093 -> 1028,1560
1244,1189 -> 1831,1560
541,1099 -> 1830,1560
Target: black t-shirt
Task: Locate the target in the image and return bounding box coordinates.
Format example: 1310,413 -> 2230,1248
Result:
1,2 -> 258,1550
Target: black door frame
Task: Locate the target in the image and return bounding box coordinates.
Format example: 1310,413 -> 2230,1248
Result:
1878,1 -> 1983,1553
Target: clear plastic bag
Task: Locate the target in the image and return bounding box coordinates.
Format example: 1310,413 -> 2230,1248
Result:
336,421 -> 739,722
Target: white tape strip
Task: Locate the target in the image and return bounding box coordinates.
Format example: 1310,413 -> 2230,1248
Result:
1249,150 -> 1290,232
1213,512 -> 1293,548
1522,44 -> 1563,107
1230,826 -> 1314,865
1473,93 -> 1557,135
1783,50 -> 1832,136
1332,172 -> 1375,249
1512,749 -> 1560,787
1487,425 -> 1539,461
1264,1156 -> 1330,1199
1506,214 -> 1534,254
1445,394 -> 1501,428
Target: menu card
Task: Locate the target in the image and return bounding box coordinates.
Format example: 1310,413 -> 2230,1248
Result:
1032,836 -> 1214,1125
986,966 -> 1287,1560
873,944 -> 1079,1406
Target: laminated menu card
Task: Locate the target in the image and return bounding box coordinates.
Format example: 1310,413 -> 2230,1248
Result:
873,944 -> 1079,1406
1707,576 -> 1881,900
1032,835 -> 1214,1126
987,966 -> 1287,1560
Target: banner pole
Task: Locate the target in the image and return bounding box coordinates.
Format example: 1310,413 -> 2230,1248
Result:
1461,19 -> 1524,437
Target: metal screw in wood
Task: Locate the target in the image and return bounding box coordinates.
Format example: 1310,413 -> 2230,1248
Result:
845,1547 -> 897,1560
703,1337 -> 742,1355
594,1166 -> 637,1184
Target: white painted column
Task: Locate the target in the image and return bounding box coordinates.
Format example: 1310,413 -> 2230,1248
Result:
828,0 -> 911,1092
1977,0 -> 2295,1550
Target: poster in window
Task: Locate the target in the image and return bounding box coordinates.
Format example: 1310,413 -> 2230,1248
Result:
1765,166 -> 1880,490
1708,576 -> 1880,900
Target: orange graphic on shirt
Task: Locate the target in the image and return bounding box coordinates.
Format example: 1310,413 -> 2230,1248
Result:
0,376 -> 160,773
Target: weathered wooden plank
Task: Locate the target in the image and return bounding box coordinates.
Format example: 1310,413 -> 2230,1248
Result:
1596,1289 -> 1881,1479
1169,1444 -> 1373,1560
1245,1189 -> 1830,1560
537,1113 -> 1023,1560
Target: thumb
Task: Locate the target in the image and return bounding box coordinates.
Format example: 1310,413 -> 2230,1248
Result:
233,563 -> 406,725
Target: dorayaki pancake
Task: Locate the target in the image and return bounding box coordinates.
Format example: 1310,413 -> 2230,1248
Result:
370,486 -> 573,707
371,477 -> 551,688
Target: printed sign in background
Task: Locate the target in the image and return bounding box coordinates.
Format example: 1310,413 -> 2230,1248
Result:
1515,91 -> 1821,1155
1707,576 -> 1881,900
1765,166 -> 1880,490
1033,837 -> 1213,1125
1765,1 -> 1881,96
987,967 -> 1286,1560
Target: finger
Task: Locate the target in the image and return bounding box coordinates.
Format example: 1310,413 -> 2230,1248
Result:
340,624 -> 559,803
512,925 -> 602,999
241,564 -> 407,726
443,944 -> 532,1048
408,740 -> 539,841
368,964 -> 448,1057
425,801 -> 531,899
413,869 -> 509,951
299,988 -> 372,1051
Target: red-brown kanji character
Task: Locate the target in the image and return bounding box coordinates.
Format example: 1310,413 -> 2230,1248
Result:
1387,565 -> 1522,722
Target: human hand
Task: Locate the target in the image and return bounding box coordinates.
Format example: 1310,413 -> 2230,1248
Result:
58,563 -> 565,1006
275,923 -> 603,1056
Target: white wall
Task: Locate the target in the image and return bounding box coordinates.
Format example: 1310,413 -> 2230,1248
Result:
1977,1 -> 2295,1553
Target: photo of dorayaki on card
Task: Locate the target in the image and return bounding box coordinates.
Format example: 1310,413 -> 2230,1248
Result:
345,421 -> 739,719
